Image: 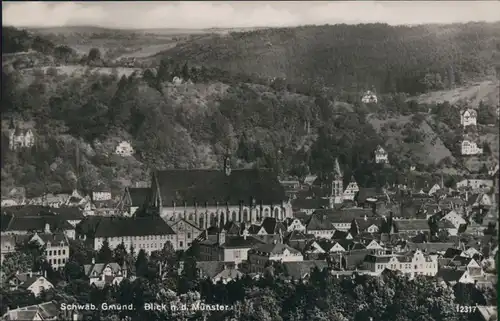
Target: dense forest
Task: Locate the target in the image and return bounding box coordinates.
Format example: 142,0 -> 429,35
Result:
2,24 -> 498,197
160,22 -> 500,95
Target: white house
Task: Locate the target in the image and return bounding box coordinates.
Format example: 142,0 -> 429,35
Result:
441,210 -> 467,229
30,231 -> 70,270
18,275 -> 54,297
374,145 -> 389,164
284,218 -> 306,233
428,184 -> 441,196
460,109 -> 477,128
84,260 -> 127,288
361,91 -> 378,104
456,179 -> 494,190
92,189 -> 112,202
461,140 -> 483,156
343,177 -> 359,201
248,243 -> 303,273
363,250 -> 438,277
7,121 -> 35,150
115,141 -> 134,156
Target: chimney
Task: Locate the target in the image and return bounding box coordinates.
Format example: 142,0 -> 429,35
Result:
218,231 -> 226,246
243,229 -> 248,240
92,257 -> 95,264
44,223 -> 51,234
364,215 -> 367,221
44,270 -> 47,278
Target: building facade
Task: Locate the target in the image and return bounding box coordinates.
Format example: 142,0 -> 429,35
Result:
363,250 -> 438,277
248,243 -> 304,273
149,158 -> 292,229
374,145 -> 389,164
461,140 -> 483,155
460,109 -> 477,127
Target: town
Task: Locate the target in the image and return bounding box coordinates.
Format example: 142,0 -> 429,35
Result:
1,144 -> 498,320
1,2 -> 500,321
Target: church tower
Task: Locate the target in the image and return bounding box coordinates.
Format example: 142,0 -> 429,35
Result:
331,158 -> 343,204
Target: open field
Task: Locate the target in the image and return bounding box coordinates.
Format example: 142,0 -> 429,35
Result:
412,79 -> 499,107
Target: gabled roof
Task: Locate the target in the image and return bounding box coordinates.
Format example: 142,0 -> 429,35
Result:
1,215 -> 74,233
260,217 -> 286,235
305,214 -> 335,231
152,168 -> 286,205
84,262 -> 123,277
196,261 -> 226,279
436,268 -> 468,283
282,260 -> 328,279
394,219 -> 429,232
19,276 -> 52,290
32,232 -> 68,246
77,216 -> 175,238
252,243 -> 301,255
126,187 -> 150,207
220,235 -> 266,249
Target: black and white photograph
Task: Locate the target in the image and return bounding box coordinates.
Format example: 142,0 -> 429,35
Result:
1,1 -> 499,320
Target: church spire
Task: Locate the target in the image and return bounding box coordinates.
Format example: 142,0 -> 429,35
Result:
333,158 -> 342,178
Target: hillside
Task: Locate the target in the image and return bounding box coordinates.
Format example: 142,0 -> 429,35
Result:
154,22 -> 500,95
367,114 -> 457,172
413,79 -> 499,107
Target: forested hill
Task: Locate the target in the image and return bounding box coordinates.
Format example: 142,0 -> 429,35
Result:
156,22 -> 500,95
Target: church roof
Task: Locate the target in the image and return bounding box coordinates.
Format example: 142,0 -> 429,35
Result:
152,168 -> 286,205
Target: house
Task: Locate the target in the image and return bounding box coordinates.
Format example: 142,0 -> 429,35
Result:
197,231 -> 266,265
475,306 -> 497,321
1,213 -> 76,240
441,210 -> 467,229
196,262 -> 243,284
428,184 -> 441,196
317,208 -> 376,231
436,267 -> 475,285
84,259 -> 127,287
456,179 -> 494,190
460,108 -> 477,127
169,218 -> 202,251
467,193 -> 493,208
149,157 -> 291,229
77,216 -> 177,253
18,275 -> 54,296
50,206 -> 85,227
6,120 -> 36,150
281,260 -> 329,281
30,229 -> 69,270
248,242 -> 303,273
361,90 -> 378,104
92,187 -> 112,202
461,139 -> 483,155
343,176 -> 359,201
1,234 -> 18,263
283,218 -> 306,232
1,301 -> 74,321
363,249 -> 438,277
115,141 -> 134,156
303,175 -> 318,186
374,145 -> 389,164
350,216 -> 381,235
305,214 -> 335,238
291,198 -> 329,215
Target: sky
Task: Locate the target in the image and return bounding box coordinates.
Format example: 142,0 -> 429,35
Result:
2,1 -> 500,29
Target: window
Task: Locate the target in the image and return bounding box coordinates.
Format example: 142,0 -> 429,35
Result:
48,250 -> 52,256
187,233 -> 191,239
58,259 -> 61,264
62,249 -> 66,255
180,241 -> 184,248
58,250 -> 61,255
62,258 -> 66,264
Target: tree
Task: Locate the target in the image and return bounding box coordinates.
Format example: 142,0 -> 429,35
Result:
113,242 -> 128,266
135,249 -> 149,278
87,48 -> 102,63
181,62 -> 190,80
97,239 -> 113,263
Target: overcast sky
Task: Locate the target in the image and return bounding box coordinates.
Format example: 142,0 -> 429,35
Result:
3,1 -> 500,29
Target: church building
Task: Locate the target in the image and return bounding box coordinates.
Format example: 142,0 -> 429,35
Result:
149,157 -> 291,229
